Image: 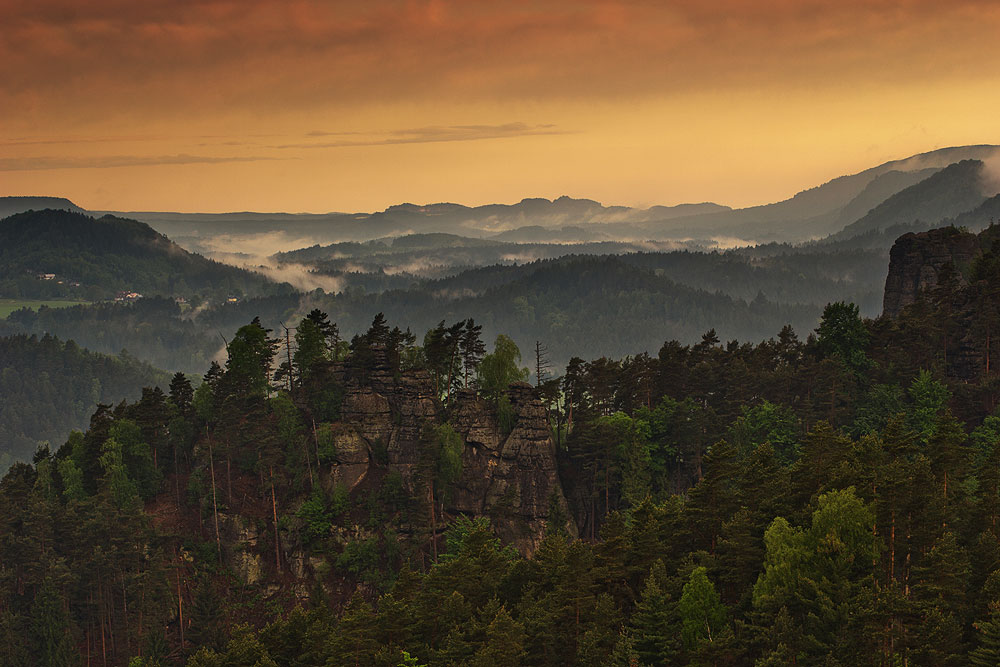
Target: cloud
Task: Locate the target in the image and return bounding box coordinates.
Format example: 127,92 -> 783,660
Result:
0,154 -> 278,171
981,150 -> 1000,196
274,123 -> 568,149
193,231 -> 345,292
6,0 -> 1000,123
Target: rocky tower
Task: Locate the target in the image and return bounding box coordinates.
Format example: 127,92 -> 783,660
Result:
328,350 -> 573,555
882,226 -> 982,317
450,383 -> 576,554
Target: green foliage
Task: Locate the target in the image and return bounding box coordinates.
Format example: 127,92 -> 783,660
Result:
223,319 -> 279,398
727,400 -> 799,464
11,273 -> 1000,666
433,423 -> 464,490
29,576 -> 75,667
0,333 -> 168,466
0,209 -> 284,301
678,566 -> 728,649
816,301 -> 871,372
99,436 -> 141,511
337,537 -> 383,586
853,383 -> 905,436
908,369 -> 952,440
478,335 -> 530,402
972,602 -> 1000,666
296,489 -> 334,545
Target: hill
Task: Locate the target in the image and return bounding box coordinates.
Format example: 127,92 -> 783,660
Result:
642,145 -> 1000,241
0,195 -> 84,218
0,333 -> 170,471
829,159 -> 990,241
85,146 -> 997,250
0,209 -> 293,300
3,243 -> 885,374
7,252 -> 1000,663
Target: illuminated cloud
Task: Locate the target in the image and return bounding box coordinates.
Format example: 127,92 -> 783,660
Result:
2,0 -> 1000,211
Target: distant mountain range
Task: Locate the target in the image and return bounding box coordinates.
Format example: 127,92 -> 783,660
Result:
2,143 -> 998,249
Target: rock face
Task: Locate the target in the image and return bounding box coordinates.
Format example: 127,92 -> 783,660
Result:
882,227 -> 982,317
218,512 -> 265,585
328,350 -> 572,555
450,384 -> 576,554
881,224 -> 1000,381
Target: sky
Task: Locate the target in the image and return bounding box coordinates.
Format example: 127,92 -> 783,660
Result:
3,0 -> 1000,213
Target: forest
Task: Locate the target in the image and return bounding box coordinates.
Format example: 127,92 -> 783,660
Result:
0,210 -> 291,301
0,334 -> 169,470
0,249 -> 881,378
5,226 -> 1000,666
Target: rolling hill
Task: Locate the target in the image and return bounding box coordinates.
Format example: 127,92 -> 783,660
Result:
0,209 -> 294,300
829,159 -> 990,241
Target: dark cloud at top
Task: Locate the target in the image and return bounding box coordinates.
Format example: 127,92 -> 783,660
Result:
4,0 -> 1000,124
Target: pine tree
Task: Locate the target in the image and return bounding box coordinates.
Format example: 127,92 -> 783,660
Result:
630,560 -> 676,666
187,578 -> 226,652
971,602 -> 1000,666
30,576 -> 75,667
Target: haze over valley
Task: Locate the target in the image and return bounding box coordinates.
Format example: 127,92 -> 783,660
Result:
8,1 -> 1000,664
4,143 -> 1000,456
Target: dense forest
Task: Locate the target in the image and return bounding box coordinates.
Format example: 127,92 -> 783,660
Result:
1,248 -> 882,377
0,334 -> 169,472
7,224 -> 1000,665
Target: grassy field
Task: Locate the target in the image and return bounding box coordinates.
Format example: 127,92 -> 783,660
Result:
0,299 -> 89,319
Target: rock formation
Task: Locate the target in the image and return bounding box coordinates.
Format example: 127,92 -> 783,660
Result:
450,383 -> 576,554
326,349 -> 572,555
883,226 -> 981,318
882,224 -> 1000,382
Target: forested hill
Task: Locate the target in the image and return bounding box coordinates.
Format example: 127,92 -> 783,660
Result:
829,159 -> 991,241
0,209 -> 293,300
0,333 -> 170,471
9,222 -> 1000,664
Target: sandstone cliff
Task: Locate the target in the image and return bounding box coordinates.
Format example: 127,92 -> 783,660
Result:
882,224 -> 1000,382
883,226 -> 983,317
325,350 -> 572,555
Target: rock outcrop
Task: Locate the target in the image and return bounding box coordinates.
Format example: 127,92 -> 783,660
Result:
882,226 -> 982,317
450,384 -> 576,554
882,224 -> 1000,381
326,350 -> 572,555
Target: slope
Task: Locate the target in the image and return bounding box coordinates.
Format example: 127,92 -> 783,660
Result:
0,209 -> 292,300
830,159 -> 989,241
0,333 -> 170,470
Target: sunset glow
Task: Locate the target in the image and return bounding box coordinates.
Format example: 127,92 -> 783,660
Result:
4,0 -> 1000,212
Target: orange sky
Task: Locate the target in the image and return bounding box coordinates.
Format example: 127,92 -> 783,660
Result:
3,0 -> 1000,213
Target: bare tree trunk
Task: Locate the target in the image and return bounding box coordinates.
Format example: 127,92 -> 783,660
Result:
270,465 -> 281,574
174,441 -> 181,510
175,562 -> 184,650
303,436 -> 314,488
429,483 -> 438,562
208,436 -> 222,565
122,577 -> 129,657
312,419 -> 321,470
